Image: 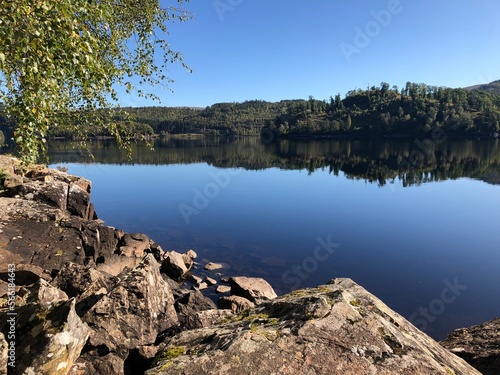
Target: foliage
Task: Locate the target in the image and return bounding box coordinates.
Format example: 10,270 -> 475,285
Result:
47,100 -> 296,138
45,82 -> 500,142
0,0 -> 191,164
265,82 -> 500,139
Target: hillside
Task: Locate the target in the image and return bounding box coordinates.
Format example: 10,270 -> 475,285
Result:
265,82 -> 500,139
3,82 -> 500,142
464,79 -> 500,95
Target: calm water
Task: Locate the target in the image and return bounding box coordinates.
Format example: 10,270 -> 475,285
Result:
48,137 -> 500,340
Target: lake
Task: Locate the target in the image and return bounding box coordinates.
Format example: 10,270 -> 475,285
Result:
48,136 -> 500,340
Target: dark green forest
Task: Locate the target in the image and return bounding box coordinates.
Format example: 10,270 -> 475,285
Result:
2,81 -> 500,142
266,81 -> 500,139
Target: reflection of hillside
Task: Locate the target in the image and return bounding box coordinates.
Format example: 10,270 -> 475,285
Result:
48,138 -> 500,187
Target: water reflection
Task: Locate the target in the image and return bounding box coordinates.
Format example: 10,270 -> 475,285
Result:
48,137 -> 500,187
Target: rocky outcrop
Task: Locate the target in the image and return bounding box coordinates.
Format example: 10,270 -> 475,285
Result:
441,317 -> 500,375
148,278 -> 479,375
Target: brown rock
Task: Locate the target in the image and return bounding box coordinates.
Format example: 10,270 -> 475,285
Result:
228,276 -> 277,303
204,262 -> 224,271
441,317 -> 500,375
205,276 -> 217,286
83,254 -> 178,352
117,233 -> 152,258
160,251 -> 189,279
215,285 -> 231,294
0,332 -> 7,375
182,249 -> 197,269
96,255 -> 141,277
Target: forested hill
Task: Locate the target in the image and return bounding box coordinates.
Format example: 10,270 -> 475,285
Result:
121,81 -> 500,139
3,82 -> 499,141
112,100 -> 299,136
265,82 -> 500,139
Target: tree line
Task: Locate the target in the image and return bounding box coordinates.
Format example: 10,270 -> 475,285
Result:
265,82 -> 500,138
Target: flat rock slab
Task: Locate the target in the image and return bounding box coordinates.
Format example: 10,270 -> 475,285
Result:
147,278 -> 480,375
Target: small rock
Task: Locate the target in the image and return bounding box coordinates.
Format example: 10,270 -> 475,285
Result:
204,262 -> 224,271
216,285 -> 231,294
205,276 -> 217,286
220,277 -> 230,284
196,282 -> 209,290
187,274 -> 203,285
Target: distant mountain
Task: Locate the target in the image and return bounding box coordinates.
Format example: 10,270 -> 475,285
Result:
464,80 -> 500,95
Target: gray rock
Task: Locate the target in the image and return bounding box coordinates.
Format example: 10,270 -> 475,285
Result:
228,276 -> 277,303
205,276 -> 217,286
83,254 -> 178,352
117,233 -> 152,258
67,182 -> 92,219
19,179 -> 69,212
0,299 -> 89,375
96,254 -> 141,277
147,278 -> 480,375
160,251 -> 189,279
26,279 -> 69,308
217,295 -> 255,313
174,290 -> 217,330
52,262 -> 116,316
441,317 -> 500,375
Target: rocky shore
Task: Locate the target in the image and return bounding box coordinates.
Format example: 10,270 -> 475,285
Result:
0,155 -> 496,374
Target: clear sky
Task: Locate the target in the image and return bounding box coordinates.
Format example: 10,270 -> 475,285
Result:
118,0 -> 500,107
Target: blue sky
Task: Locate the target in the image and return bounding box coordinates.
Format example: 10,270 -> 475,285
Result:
118,0 -> 500,107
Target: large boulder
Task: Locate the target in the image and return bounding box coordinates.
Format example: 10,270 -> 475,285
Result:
160,251 -> 189,279
174,290 -> 217,330
147,278 -> 480,375
440,317 -> 500,375
0,299 -> 89,375
67,181 -> 92,219
83,254 -> 178,354
51,262 -> 116,316
228,276 -> 277,303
